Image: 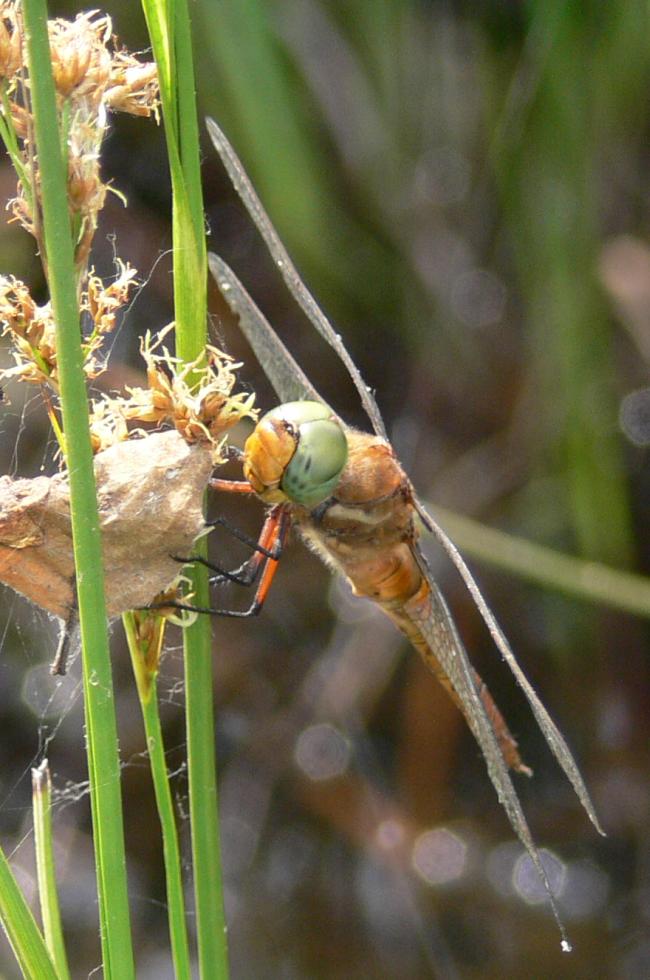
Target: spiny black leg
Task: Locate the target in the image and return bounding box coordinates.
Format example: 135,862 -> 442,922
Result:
203,515 -> 282,559
171,553 -> 242,579
171,514 -> 285,585
221,444 -> 243,463
156,505 -> 289,619
208,557 -> 261,587
145,598 -> 263,618
170,553 -> 261,587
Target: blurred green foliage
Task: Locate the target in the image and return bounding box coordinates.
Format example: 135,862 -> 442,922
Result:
1,2 -> 649,977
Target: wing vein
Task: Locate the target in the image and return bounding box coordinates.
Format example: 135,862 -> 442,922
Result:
403,579 -> 572,949
206,117 -> 387,439
415,499 -> 604,837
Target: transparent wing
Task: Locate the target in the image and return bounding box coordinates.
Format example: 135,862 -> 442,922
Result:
402,564 -> 572,949
206,117 -> 387,440
206,115 -> 601,948
208,253 -> 331,409
414,498 -> 604,837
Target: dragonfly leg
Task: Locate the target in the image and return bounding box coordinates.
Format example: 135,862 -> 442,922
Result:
202,473 -> 276,580
208,476 -> 255,494
152,506 -> 290,618
222,444 -> 244,462
172,515 -> 282,585
204,515 -> 283,561
170,554 -> 252,585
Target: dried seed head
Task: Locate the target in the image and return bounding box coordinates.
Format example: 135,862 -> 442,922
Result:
84,261 -> 137,334
0,264 -> 140,393
0,5 -> 21,81
67,151 -> 106,215
0,277 -> 58,387
50,34 -> 93,98
7,101 -> 29,140
0,9 -> 159,267
0,276 -> 34,325
8,186 -> 35,236
87,326 -> 256,453
48,12 -> 112,103
87,396 -> 131,453
105,53 -> 159,118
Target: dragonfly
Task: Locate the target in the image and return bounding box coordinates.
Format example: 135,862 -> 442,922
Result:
201,117 -> 604,949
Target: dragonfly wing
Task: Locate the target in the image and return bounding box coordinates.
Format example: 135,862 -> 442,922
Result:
402,570 -> 571,948
206,117 -> 387,440
414,498 -> 604,837
208,253 -> 331,409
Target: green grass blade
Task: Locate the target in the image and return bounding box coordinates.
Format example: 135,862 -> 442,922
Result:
142,1 -> 229,976
21,2 -> 134,976
142,0 -> 207,359
0,839 -> 58,979
173,0 -> 208,360
123,612 -> 192,980
32,761 -> 70,980
431,506 -> 650,620
182,576 -> 228,978
489,4 -> 634,570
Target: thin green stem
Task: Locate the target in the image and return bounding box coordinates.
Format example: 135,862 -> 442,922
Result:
142,1 -> 229,975
123,612 -> 192,980
21,2 -> 134,977
183,566 -> 228,977
32,761 -> 71,980
0,84 -> 31,202
0,842 -> 58,979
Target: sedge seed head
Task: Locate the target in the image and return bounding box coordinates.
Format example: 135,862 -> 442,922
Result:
0,5 -> 21,81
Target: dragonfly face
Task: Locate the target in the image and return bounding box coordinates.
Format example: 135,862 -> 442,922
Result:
243,401 -> 348,508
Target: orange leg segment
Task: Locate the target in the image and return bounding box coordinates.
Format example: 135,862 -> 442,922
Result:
208,477 -> 256,494
251,507 -> 288,611
160,505 -> 290,619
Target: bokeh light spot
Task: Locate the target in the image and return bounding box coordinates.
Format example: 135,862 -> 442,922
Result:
451,268 -> 506,328
619,388 -> 650,446
561,859 -> 610,921
21,663 -> 73,718
513,848 -> 567,906
375,819 -> 406,852
412,827 -> 467,886
486,841 -> 520,898
294,722 -> 350,781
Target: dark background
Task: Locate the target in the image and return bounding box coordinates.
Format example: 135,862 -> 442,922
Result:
0,2 -> 649,977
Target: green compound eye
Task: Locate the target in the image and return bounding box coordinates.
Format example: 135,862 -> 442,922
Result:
267,401 -> 348,507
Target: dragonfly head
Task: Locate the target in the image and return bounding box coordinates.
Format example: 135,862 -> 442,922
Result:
243,401 -> 348,507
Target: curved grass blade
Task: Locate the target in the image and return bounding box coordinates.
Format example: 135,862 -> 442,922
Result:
32,761 -> 70,979
206,117 -> 387,440
0,840 -> 58,979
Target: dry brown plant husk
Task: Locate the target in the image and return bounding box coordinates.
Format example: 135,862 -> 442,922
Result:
0,429 -> 216,620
